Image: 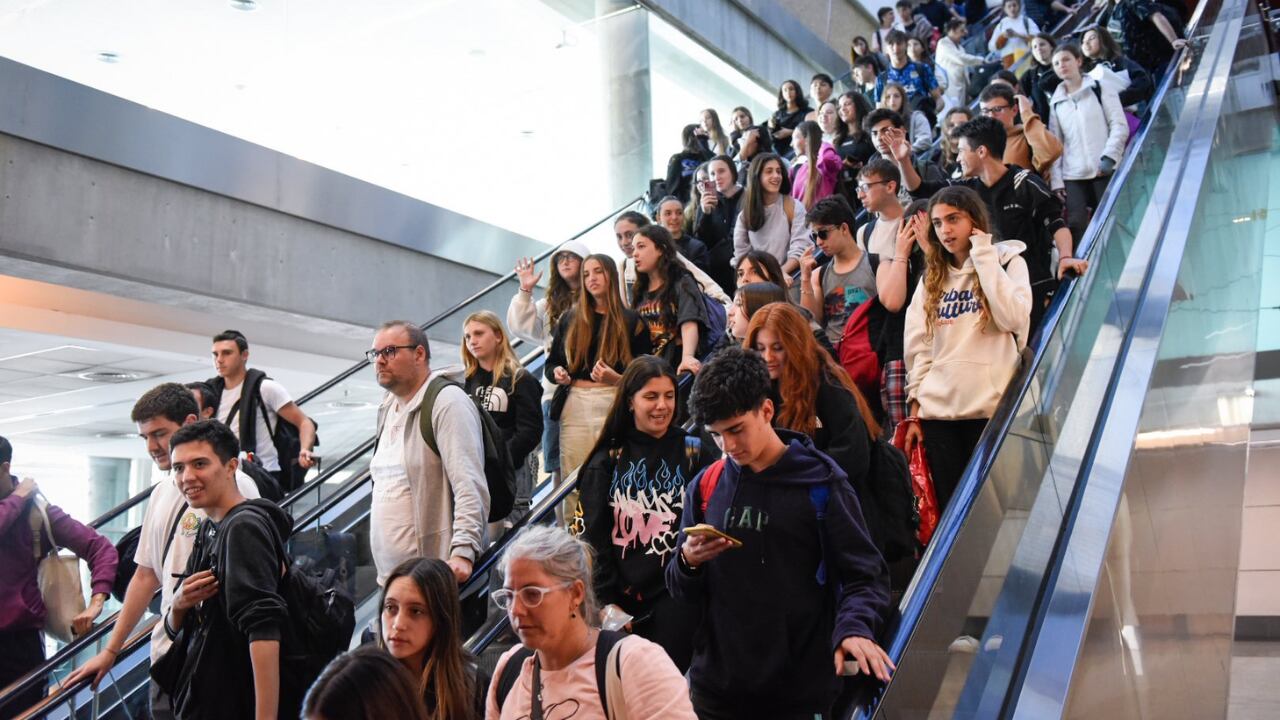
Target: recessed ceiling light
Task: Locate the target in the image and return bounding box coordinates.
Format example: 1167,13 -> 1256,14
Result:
76,371 -> 142,383
230,0 -> 258,11
95,431 -> 138,440
97,52 -> 120,64
327,400 -> 374,410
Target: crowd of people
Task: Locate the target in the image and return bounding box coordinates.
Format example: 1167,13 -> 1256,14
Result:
0,1 -> 1192,718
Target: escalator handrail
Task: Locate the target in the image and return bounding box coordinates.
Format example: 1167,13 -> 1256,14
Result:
293,196 -> 644,408
847,35 -> 1190,720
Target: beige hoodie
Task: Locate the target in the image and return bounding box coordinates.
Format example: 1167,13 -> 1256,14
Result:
905,239 -> 1032,420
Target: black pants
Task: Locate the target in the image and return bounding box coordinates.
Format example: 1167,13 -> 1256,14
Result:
692,688 -> 830,720
0,628 -> 45,718
920,418 -> 989,512
625,592 -> 699,673
1029,279 -> 1056,338
1064,176 -> 1112,250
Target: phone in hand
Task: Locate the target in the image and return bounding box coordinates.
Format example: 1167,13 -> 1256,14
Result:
701,179 -> 716,195
685,523 -> 743,548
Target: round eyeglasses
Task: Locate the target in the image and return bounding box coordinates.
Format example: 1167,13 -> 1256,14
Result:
491,581 -> 573,610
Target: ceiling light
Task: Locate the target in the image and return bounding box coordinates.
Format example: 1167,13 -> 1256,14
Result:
76,371 -> 142,383
95,431 -> 138,440
96,52 -> 120,64
327,400 -> 374,410
230,0 -> 258,10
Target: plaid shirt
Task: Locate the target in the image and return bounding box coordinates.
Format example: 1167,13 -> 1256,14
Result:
880,359 -> 909,438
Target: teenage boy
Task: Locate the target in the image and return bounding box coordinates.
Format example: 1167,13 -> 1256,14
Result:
889,116 -> 1087,331
893,0 -> 936,46
666,346 -> 892,720
165,420 -> 292,720
209,330 -> 317,491
854,159 -> 907,258
67,384 -> 259,718
876,30 -> 941,106
805,73 -> 835,121
800,196 -> 878,345
978,83 -> 1061,181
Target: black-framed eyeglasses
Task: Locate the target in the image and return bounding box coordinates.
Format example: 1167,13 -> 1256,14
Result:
856,180 -> 889,193
365,345 -> 418,362
980,104 -> 1011,116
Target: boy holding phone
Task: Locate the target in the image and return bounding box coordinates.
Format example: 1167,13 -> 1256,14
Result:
666,346 -> 893,720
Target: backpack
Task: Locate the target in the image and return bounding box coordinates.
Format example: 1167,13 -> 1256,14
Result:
862,437 -> 918,562
237,456 -> 285,503
211,369 -> 319,493
834,251 -> 889,410
495,630 -> 630,716
111,500 -> 190,603
419,376 -> 517,522
697,293 -> 728,357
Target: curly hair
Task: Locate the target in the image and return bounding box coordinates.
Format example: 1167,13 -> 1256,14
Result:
689,345 -> 772,426
923,186 -> 995,338
131,382 -> 199,425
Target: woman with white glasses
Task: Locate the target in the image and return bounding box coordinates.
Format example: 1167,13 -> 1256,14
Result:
486,525 -> 696,720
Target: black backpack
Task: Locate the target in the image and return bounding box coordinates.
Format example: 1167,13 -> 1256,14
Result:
419,376 -> 516,522
495,630 -> 628,713
237,456 -> 285,503
111,499 -> 190,603
210,369 -> 318,494
863,437 -> 918,562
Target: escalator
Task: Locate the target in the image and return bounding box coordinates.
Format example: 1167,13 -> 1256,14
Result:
845,0 -> 1275,716
1,198 -> 641,719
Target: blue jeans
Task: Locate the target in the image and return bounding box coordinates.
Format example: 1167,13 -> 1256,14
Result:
541,399 -> 561,474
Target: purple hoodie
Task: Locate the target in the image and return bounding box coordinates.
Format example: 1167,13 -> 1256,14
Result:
0,491 -> 118,631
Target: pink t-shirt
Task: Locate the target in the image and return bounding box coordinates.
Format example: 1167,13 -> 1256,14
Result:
486,635 -> 697,720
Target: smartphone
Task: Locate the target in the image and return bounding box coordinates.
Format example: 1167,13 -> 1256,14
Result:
701,179 -> 716,194
685,523 -> 743,548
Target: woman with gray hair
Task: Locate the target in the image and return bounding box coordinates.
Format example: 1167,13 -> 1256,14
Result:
486,525 -> 696,720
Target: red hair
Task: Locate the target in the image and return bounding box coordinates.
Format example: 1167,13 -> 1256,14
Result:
744,303 -> 880,438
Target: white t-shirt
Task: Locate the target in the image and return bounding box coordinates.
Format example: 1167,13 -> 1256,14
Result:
216,377 -> 293,472
133,470 -> 260,662
369,381 -> 429,586
860,215 -> 904,259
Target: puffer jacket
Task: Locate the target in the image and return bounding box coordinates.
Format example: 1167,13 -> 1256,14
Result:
1047,77 -> 1130,190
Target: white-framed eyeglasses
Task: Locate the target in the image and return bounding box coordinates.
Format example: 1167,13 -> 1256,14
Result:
491,581 -> 573,610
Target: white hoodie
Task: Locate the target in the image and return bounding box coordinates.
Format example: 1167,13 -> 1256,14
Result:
905,239 -> 1032,420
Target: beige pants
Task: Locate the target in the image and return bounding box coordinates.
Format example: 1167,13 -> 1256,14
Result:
558,385 -> 616,479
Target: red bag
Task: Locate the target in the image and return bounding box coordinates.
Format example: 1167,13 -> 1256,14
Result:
697,459 -> 726,518
892,421 -> 940,546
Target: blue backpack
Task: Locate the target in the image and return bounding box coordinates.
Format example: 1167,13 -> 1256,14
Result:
698,293 -> 728,356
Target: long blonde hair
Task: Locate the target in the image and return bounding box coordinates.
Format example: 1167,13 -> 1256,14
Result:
566,255 -> 635,374
461,310 -> 523,389
923,187 -> 995,338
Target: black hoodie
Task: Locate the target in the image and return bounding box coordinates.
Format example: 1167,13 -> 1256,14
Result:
665,431 -> 890,715
173,499 -> 295,720
579,426 -> 718,610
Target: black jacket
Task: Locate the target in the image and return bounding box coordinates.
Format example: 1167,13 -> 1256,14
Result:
580,426 -> 717,610
675,234 -> 712,277
693,190 -> 743,294
1020,63 -> 1061,123
665,150 -> 712,203
546,308 -> 652,383
465,367 -> 543,467
1093,55 -> 1153,107
773,370 -> 871,500
174,500 -> 295,720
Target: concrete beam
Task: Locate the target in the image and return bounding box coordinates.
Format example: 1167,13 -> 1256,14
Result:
640,0 -> 852,88
0,131 -> 506,333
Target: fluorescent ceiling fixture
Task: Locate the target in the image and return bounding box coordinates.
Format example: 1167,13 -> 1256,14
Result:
0,345 -> 98,363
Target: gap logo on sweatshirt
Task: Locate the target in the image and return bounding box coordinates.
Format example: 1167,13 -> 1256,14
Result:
721,505 -> 771,533
610,458 -> 687,562
936,288 -> 983,324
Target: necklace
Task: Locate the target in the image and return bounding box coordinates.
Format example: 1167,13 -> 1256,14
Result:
531,627 -> 597,720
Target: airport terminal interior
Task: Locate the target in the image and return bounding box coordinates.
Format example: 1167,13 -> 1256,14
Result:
0,0 -> 1278,717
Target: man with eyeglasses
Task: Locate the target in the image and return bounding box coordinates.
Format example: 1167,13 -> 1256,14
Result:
853,159 -> 907,258
889,116 -> 1086,332
367,321 -> 489,629
978,83 -> 1061,181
